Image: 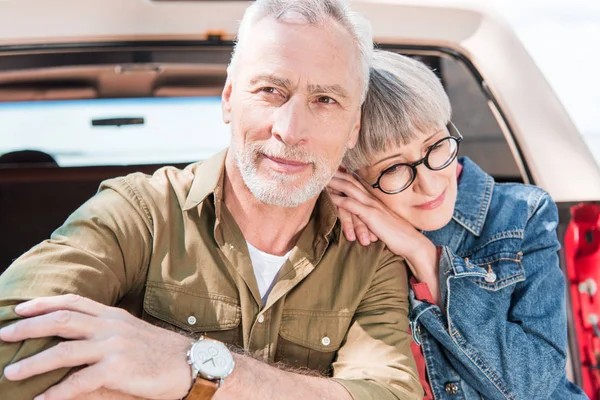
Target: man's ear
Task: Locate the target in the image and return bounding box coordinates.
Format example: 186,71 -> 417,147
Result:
347,110 -> 361,149
222,74 -> 233,124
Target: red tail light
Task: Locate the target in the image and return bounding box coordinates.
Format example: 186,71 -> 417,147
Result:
565,203 -> 600,399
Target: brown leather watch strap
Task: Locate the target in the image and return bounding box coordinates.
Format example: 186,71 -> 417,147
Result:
184,378 -> 219,400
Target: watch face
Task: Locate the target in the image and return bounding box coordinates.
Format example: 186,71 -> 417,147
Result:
191,339 -> 235,380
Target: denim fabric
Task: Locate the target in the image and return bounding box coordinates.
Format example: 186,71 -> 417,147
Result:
409,157 -> 588,400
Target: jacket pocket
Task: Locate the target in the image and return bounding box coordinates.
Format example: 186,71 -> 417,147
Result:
142,281 -> 242,344
275,310 -> 353,375
466,251 -> 525,291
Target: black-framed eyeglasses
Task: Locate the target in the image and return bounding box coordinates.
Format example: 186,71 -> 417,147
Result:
354,122 -> 463,195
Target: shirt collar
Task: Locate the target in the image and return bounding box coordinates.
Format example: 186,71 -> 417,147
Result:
295,190 -> 341,264
451,156 -> 494,237
182,149 -> 228,212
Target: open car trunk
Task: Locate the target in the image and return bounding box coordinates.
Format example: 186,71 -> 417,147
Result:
2,0 -> 600,397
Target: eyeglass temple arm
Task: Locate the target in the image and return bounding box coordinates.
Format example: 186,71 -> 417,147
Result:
447,121 -> 463,140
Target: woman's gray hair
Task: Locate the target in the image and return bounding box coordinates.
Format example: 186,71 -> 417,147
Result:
229,0 -> 373,102
343,50 -> 452,170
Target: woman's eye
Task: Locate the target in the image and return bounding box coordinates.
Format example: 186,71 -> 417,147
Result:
316,96 -> 337,104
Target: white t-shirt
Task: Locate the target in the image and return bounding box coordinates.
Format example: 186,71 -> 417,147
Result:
246,241 -> 291,301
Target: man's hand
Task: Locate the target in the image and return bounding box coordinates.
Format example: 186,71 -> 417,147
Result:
0,294 -> 193,400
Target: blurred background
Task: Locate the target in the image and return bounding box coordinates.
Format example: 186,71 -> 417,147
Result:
469,0 -> 600,163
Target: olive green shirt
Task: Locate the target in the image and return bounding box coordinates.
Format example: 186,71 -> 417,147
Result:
0,150 -> 421,399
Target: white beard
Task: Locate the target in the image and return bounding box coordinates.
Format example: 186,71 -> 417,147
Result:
233,140 -> 342,208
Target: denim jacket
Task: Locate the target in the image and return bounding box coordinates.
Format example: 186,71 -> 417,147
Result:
409,157 -> 588,400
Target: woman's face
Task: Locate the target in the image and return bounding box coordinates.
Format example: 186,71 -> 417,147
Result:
356,126 -> 458,232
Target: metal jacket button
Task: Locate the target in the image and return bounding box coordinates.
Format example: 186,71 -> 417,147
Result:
257,314 -> 265,323
445,382 -> 458,395
484,265 -> 497,283
187,316 -> 197,325
321,336 -> 331,346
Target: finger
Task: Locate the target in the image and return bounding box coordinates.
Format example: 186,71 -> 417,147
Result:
326,186 -> 342,196
337,206 -> 356,241
370,232 -> 378,242
37,363 -> 106,400
334,170 -> 350,179
353,214 -> 373,246
328,177 -> 375,205
4,340 -> 101,381
329,193 -> 374,226
15,294 -> 109,318
0,310 -> 99,342
333,171 -> 371,193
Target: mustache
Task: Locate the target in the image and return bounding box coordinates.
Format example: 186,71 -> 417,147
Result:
249,141 -> 316,164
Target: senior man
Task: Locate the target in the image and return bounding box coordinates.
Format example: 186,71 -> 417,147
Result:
0,1 -> 421,399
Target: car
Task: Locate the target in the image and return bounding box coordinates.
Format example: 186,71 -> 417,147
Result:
2,0 -> 600,397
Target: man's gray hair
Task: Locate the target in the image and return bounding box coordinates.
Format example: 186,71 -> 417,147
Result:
343,50 -> 452,170
229,0 -> 373,102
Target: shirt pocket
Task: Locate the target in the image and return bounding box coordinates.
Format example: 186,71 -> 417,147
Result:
466,251 -> 525,291
275,310 -> 353,375
142,281 -> 242,345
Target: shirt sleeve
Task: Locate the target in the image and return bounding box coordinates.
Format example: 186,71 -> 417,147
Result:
332,250 -> 423,400
0,177 -> 153,399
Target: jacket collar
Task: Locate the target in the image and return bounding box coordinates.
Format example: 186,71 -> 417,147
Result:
451,157 -> 494,237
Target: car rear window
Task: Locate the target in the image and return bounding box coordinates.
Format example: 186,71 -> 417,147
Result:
0,45 -> 542,183
0,96 -> 230,167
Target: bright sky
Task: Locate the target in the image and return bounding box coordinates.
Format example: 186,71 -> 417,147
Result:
472,0 -> 600,141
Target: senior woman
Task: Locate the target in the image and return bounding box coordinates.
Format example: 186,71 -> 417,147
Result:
328,50 -> 588,399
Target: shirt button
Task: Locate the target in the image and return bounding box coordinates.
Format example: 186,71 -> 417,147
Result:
445,383 -> 458,395
187,316 -> 197,325
321,336 -> 331,346
257,314 -> 265,323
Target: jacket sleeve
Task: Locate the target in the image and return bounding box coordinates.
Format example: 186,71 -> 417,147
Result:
0,178 -> 153,399
410,192 -> 569,400
332,250 -> 423,400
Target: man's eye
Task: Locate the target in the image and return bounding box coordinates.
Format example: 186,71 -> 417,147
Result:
260,87 -> 278,94
316,96 -> 337,104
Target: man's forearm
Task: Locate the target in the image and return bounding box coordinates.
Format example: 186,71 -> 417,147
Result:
74,389 -> 146,400
215,353 -> 353,400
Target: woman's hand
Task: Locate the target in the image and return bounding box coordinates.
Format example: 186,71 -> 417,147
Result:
328,171 -> 427,260
328,171 -> 441,304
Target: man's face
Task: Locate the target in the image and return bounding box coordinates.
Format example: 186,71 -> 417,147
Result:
222,16 -> 363,207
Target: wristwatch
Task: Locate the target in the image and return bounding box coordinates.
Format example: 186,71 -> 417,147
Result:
184,335 -> 235,400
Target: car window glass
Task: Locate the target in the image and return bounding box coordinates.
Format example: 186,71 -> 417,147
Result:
0,96 -> 230,167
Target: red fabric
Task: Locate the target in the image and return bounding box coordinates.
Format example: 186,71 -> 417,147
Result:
410,277 -> 435,399
410,277 -> 436,304
411,339 -> 434,400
